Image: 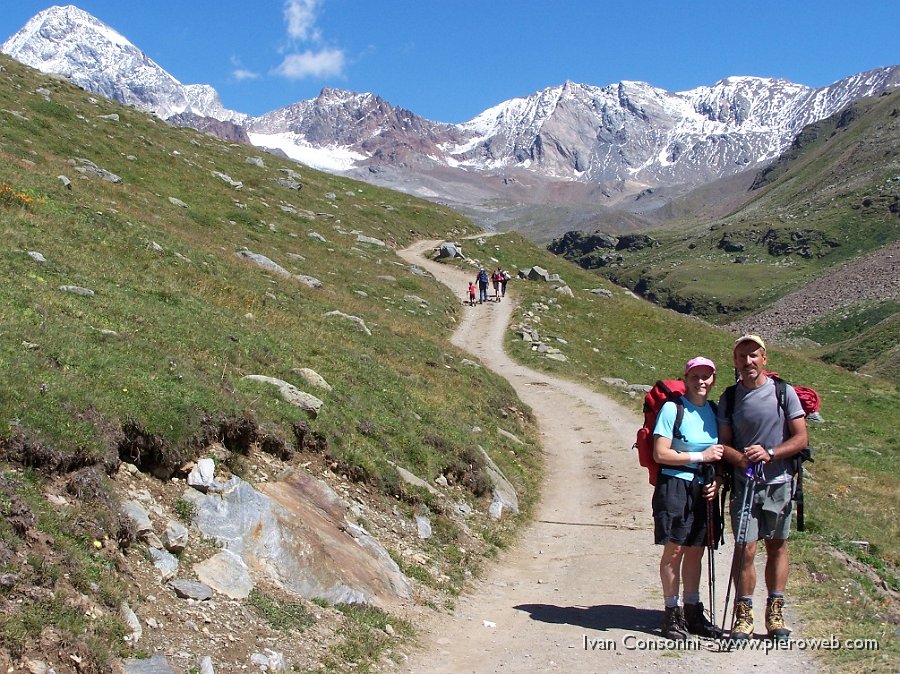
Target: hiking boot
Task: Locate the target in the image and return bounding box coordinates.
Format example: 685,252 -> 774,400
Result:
731,599 -> 754,640
661,606 -> 688,640
684,602 -> 723,638
765,596 -> 791,640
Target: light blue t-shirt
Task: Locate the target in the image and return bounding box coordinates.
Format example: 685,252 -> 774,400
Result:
653,398 -> 718,482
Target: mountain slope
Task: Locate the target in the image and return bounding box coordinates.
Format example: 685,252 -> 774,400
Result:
3,5 -> 898,233
548,88 -> 900,374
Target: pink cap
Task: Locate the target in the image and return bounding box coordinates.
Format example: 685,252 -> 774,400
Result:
684,356 -> 716,376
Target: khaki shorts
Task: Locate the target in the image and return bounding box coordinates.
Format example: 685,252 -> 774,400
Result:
730,480 -> 793,543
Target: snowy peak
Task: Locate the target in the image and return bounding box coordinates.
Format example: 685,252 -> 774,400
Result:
1,4 -> 244,122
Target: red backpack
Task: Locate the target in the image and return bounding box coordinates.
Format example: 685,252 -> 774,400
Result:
635,380 -> 686,486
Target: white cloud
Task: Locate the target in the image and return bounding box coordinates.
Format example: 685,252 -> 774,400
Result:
233,68 -> 260,82
273,48 -> 346,79
284,0 -> 322,42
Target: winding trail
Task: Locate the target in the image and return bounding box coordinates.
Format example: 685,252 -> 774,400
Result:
396,240 -> 815,673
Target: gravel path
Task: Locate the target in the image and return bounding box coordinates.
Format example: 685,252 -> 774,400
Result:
396,240 -> 817,674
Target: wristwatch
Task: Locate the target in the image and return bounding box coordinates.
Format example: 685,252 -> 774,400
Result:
766,447 -> 775,460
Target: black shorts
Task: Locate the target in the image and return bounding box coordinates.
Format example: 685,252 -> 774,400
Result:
652,473 -> 712,546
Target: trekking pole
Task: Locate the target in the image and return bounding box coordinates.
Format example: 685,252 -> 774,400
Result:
720,462 -> 756,633
703,464 -> 717,623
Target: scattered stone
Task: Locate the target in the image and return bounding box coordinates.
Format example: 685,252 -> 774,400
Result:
293,367 -> 332,392
168,579 -> 214,601
187,458 -> 217,491
149,547 -> 179,581
58,285 -> 95,296
241,375 -> 324,417
245,156 -> 266,168
72,157 -> 122,183
437,242 -> 464,259
250,649 -> 286,673
324,310 -> 372,336
121,501 -> 153,537
168,196 -> 187,208
121,602 -> 142,644
212,171 -> 242,189
162,520 -> 189,553
415,515 -> 433,540
198,656 -> 215,674
28,251 -> 46,263
122,655 -> 177,674
356,233 -> 385,246
194,549 -> 254,599
497,428 -> 524,445
58,175 -> 72,189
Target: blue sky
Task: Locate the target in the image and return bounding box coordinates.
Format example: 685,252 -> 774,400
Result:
3,1 -> 899,123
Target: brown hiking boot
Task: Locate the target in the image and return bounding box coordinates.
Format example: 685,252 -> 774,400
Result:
765,596 -> 791,640
684,602 -> 723,638
731,599 -> 754,640
661,606 -> 688,640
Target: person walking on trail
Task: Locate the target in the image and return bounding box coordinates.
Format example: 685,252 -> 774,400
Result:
467,282 -> 476,307
476,268 -> 489,304
500,268 -> 510,297
717,334 -> 808,641
492,268 -> 503,302
652,356 -> 724,639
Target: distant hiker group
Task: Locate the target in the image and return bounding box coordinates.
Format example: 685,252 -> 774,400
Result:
639,334 -> 814,644
469,267 -> 510,305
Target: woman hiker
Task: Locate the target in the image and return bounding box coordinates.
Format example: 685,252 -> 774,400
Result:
652,356 -> 724,639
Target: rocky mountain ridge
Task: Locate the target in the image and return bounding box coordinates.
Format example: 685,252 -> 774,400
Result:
3,4 -> 899,230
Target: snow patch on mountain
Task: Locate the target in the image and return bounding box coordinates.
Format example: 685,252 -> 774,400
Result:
247,132 -> 367,172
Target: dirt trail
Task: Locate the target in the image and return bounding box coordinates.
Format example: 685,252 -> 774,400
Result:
396,240 -> 816,673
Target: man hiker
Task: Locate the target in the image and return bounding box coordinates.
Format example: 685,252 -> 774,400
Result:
717,334 -> 808,640
476,267 -> 489,304
652,356 -> 724,639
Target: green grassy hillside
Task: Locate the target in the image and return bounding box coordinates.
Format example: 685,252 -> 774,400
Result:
0,55 -> 543,670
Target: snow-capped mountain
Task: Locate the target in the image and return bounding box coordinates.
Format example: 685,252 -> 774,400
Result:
3,5 -> 899,224
1,5 -> 245,122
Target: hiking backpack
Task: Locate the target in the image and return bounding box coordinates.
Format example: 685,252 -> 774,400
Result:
722,373 -> 817,531
635,380 -> 688,486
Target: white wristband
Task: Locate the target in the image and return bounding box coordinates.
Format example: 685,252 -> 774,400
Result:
688,452 -> 703,463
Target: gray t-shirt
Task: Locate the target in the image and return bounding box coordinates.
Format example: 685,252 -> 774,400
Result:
717,377 -> 805,484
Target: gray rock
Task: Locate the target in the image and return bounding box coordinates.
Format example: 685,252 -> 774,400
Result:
28,251 -> 46,264
194,549 -> 253,599
120,602 -> 142,644
555,285 -> 574,297
356,233 -> 385,246
212,171 -> 242,189
415,515 -> 432,540
589,287 -> 613,297
293,367 -> 332,392
58,285 -> 95,296
478,447 -> 519,519
98,113 -> 119,121
408,265 -> 432,277
148,547 -> 179,581
308,231 -> 327,242
390,463 -> 441,497
250,650 -> 285,673
324,310 -> 372,336
437,242 -> 463,259
121,501 -> 153,536
199,656 -> 215,674
73,158 -> 122,183
191,474 -> 412,606
122,656 -> 176,674
168,197 -> 187,208
235,249 -> 291,277
497,428 -> 524,445
187,458 -> 216,491
168,579 -> 214,600
246,156 -> 266,168
241,375 -> 324,417
57,175 -> 71,189
162,520 -> 189,553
